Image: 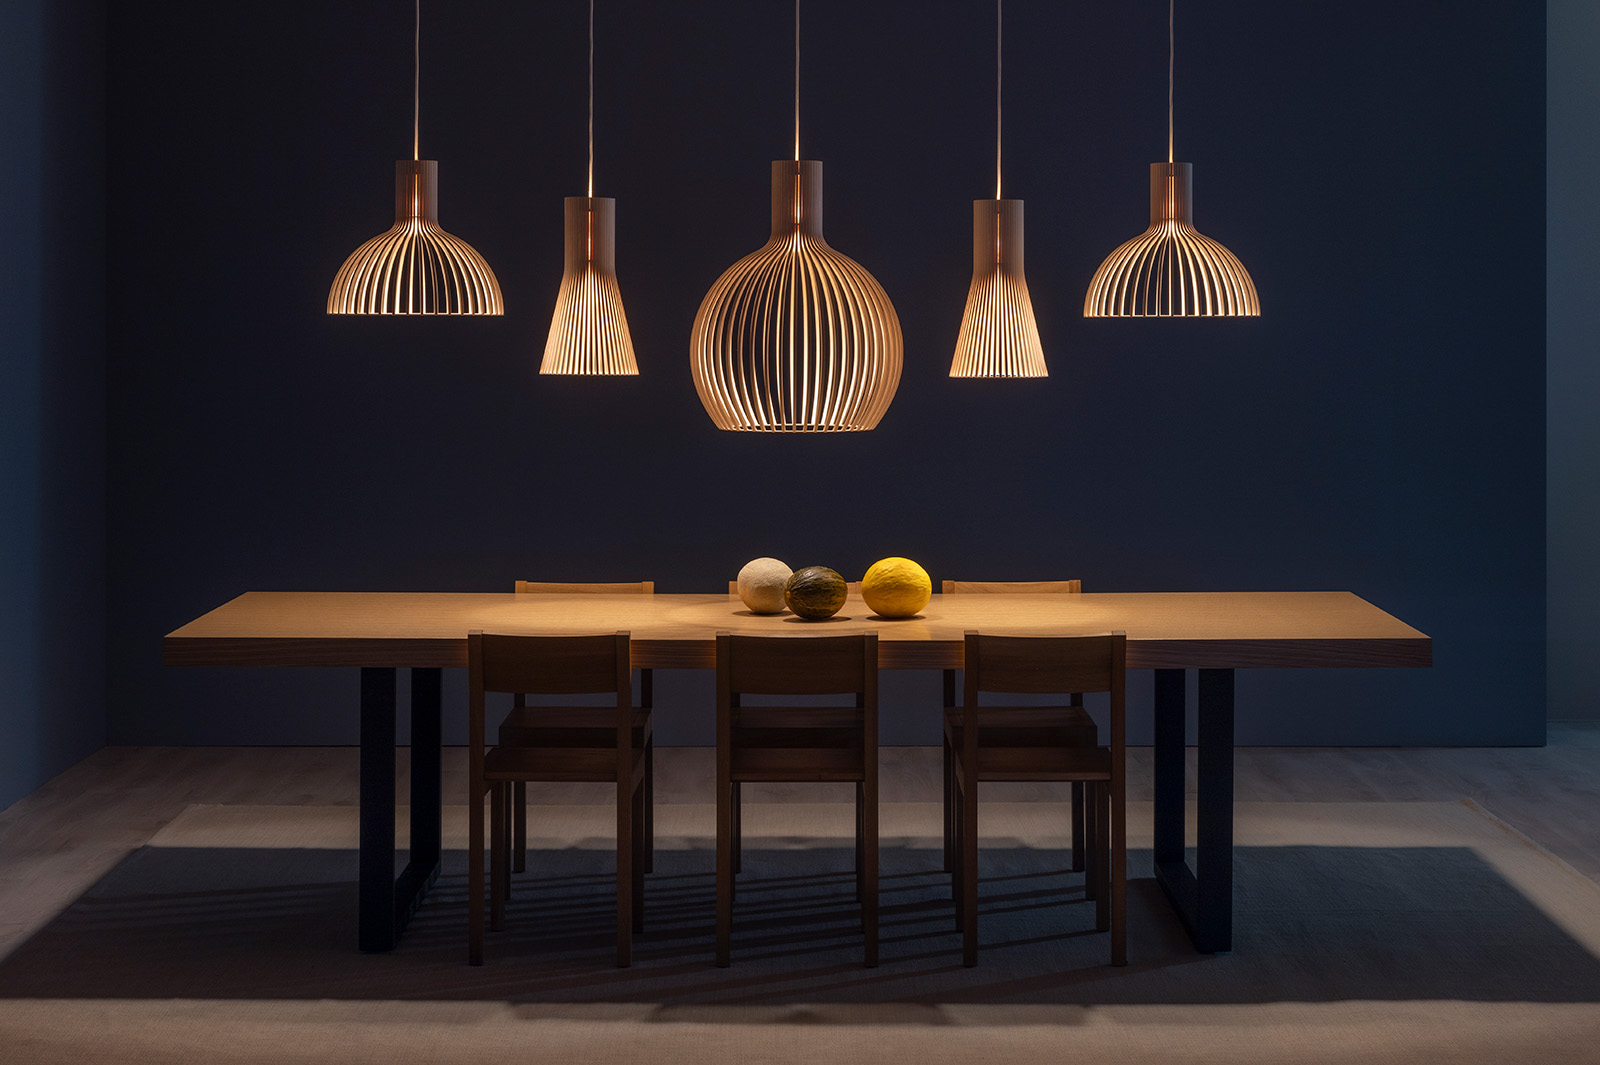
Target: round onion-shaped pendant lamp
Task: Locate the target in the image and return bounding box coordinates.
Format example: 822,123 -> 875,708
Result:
327,0 -> 503,317
1084,162 -> 1258,317
328,160 -> 504,316
689,0 -> 902,431
952,200 -> 1046,377
540,0 -> 636,374
691,160 -> 903,431
1083,0 -> 1257,319
541,196 -> 636,374
951,1 -> 1046,378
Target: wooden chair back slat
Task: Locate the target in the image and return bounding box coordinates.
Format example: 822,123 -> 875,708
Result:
474,631 -> 630,695
719,632 -> 876,694
966,632 -> 1124,695
515,580 -> 654,595
942,579 -> 1081,595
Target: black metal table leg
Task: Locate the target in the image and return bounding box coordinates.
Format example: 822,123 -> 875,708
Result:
1151,667 -> 1236,954
359,667 -> 398,951
359,666 -> 443,952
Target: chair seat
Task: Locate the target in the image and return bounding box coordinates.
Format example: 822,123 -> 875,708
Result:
943,704 -> 1098,749
484,744 -> 646,784
498,706 -> 651,748
952,743 -> 1111,782
731,746 -> 867,782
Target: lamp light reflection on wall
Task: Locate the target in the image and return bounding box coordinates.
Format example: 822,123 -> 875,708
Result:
1083,0 -> 1259,318
951,0 -> 1047,378
689,0 -> 902,432
327,0 -> 503,317
540,0 -> 637,375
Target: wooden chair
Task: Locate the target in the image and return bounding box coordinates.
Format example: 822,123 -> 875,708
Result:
509,581 -> 654,873
467,630 -> 648,967
950,630 -> 1127,966
939,580 -> 1091,877
715,631 -> 879,968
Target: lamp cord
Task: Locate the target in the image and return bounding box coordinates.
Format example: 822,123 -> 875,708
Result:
413,0 -> 421,160
1167,0 -> 1174,164
794,0 -> 800,161
996,0 -> 1002,199
588,0 -> 595,197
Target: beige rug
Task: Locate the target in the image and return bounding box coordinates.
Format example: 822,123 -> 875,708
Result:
1,800 -> 1598,1063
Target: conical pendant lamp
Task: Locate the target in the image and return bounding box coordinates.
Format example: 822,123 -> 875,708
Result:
951,0 -> 1047,378
690,0 -> 902,432
1083,0 -> 1258,318
540,0 -> 637,375
327,0 -> 503,316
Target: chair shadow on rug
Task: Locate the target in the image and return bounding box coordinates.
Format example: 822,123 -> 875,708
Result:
3,833 -> 1600,1008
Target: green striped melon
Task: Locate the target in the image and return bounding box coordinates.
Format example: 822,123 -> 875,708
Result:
784,566 -> 848,620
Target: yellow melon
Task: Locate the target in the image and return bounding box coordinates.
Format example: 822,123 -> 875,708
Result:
861,557 -> 931,618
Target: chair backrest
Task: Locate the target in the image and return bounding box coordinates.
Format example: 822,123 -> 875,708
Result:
964,631 -> 1125,697
470,630 -> 630,696
515,581 -> 654,595
717,632 -> 877,697
942,579 -> 1081,595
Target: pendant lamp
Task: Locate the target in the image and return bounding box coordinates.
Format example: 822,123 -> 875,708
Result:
951,0 -> 1047,378
327,0 -> 503,316
689,0 -> 902,432
540,0 -> 637,374
1083,0 -> 1258,318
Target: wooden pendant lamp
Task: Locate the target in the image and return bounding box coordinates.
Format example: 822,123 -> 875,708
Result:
327,0 -> 503,316
1084,0 -> 1259,318
951,0 -> 1047,378
540,0 -> 637,375
690,0 -> 903,432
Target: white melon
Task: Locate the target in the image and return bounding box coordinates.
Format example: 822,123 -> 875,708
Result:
736,557 -> 792,614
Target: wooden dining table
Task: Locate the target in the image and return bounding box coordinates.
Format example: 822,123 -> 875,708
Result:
163,589 -> 1431,955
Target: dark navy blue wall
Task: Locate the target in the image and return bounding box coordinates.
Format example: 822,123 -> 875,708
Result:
107,1 -> 1545,748
0,2 -> 107,809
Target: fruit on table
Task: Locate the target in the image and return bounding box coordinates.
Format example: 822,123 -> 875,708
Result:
784,566 -> 849,620
736,557 -> 793,614
861,556 -> 932,618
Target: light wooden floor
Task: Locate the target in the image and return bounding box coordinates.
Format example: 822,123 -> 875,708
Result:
2,725 -> 1598,957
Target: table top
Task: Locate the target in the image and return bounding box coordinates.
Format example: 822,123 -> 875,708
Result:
163,591 -> 1431,671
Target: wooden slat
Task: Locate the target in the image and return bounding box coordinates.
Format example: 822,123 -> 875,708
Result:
968,633 -> 1121,694
731,747 -> 866,782
476,632 -> 624,695
483,745 -> 644,784
942,580 -> 1081,594
164,591 -> 1432,671
515,581 -> 654,595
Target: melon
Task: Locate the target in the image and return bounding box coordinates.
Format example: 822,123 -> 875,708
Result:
784,566 -> 848,620
736,557 -> 792,614
861,557 -> 932,618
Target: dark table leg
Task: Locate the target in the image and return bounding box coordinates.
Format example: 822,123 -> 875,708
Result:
358,666 -> 444,952
1151,667 -> 1235,954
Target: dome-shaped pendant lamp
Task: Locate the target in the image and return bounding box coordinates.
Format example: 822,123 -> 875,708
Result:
952,0 -> 1046,378
1083,0 -> 1258,318
327,0 -> 503,316
541,0 -> 637,375
689,0 -> 902,432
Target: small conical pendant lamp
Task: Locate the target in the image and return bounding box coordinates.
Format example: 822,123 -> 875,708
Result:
1084,0 -> 1258,318
951,0 -> 1047,378
327,0 -> 503,316
540,0 -> 637,375
689,0 -> 902,432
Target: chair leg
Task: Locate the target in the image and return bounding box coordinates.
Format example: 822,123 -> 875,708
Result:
490,782 -> 507,933
644,736 -> 654,874
961,775 -> 979,967
1083,782 -> 1100,902
951,774 -> 964,913
863,772 -> 879,968
616,776 -> 633,968
942,734 -> 953,874
1111,777 -> 1126,967
632,778 -> 646,935
854,781 -> 865,903
469,786 -> 485,966
1095,782 -> 1111,934
1070,781 -> 1085,873
716,780 -> 733,967
731,781 -> 742,876
513,780 -> 527,874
